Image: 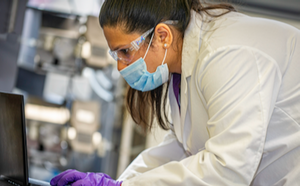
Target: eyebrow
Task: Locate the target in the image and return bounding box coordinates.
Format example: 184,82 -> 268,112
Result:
111,44 -> 127,51
110,33 -> 143,51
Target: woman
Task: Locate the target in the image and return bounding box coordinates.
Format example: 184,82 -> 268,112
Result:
50,0 -> 300,185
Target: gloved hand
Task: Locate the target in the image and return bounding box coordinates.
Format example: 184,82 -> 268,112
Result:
50,169 -> 122,186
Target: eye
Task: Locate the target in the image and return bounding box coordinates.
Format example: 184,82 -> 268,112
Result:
119,48 -> 130,55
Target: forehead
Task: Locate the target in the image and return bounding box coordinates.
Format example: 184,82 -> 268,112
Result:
103,26 -> 141,50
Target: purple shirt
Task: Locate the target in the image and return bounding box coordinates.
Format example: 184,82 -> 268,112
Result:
172,73 -> 181,110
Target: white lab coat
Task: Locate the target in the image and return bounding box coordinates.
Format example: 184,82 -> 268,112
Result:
119,10 -> 300,186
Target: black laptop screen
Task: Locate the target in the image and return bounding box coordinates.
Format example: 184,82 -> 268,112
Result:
0,92 -> 27,185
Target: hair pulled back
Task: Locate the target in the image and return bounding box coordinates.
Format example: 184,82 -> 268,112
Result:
99,0 -> 235,132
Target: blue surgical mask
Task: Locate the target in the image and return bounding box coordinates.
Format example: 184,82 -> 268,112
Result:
119,33 -> 169,92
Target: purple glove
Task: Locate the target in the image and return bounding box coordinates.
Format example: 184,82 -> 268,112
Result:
50,169 -> 122,186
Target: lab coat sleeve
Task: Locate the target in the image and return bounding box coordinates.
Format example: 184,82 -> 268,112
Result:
117,129 -> 187,181
121,46 -> 281,186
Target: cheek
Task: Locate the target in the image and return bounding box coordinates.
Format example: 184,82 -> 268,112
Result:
117,48 -> 146,72
117,61 -> 128,71
134,45 -> 147,60
131,55 -> 142,63
144,51 -> 164,73
144,58 -> 158,73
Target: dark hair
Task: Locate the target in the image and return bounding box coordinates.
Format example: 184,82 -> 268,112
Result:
99,0 -> 236,132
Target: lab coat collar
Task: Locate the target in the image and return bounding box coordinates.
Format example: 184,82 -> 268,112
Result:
181,10 -> 204,78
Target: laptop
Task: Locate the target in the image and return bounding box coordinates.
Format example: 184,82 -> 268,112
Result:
0,92 -> 51,186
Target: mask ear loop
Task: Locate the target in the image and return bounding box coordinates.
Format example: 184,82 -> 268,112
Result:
143,31 -> 167,65
161,47 -> 167,65
143,32 -> 155,59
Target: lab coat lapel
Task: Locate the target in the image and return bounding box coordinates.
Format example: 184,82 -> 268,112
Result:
180,10 -> 203,143
180,74 -> 188,144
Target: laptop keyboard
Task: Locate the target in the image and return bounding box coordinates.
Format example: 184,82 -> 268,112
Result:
0,180 -> 16,186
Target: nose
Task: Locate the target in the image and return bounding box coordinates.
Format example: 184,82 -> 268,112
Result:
117,60 -> 128,71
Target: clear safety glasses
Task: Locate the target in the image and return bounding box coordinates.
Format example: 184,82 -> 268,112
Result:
109,20 -> 178,65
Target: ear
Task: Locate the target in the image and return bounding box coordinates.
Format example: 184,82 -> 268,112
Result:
154,23 -> 173,49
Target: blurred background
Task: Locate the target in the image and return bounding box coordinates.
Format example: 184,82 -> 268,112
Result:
0,0 -> 299,182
